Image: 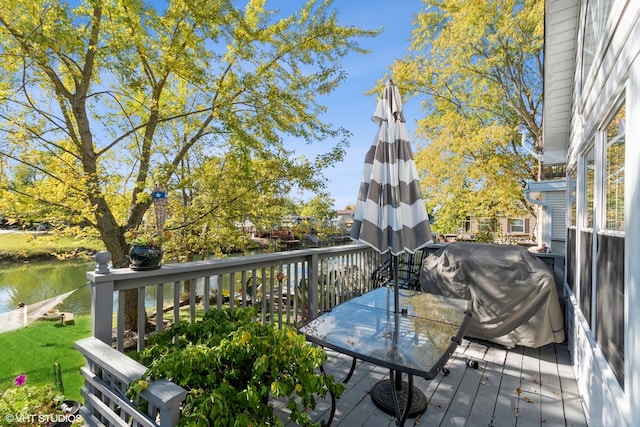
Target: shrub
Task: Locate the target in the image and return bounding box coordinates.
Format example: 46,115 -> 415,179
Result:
129,306 -> 344,426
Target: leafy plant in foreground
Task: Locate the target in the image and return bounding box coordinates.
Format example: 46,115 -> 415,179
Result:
129,307 -> 344,426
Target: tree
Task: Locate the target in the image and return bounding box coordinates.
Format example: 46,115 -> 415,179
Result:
165,140 -> 321,261
390,0 -> 543,234
299,193 -> 336,222
0,0 -> 378,329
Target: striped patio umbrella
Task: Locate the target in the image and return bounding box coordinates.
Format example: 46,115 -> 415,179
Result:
350,79 -> 434,418
351,79 -> 432,260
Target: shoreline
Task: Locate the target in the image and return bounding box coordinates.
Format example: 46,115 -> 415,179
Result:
0,230 -> 305,265
0,241 -> 272,265
0,248 -> 98,264
0,229 -> 101,264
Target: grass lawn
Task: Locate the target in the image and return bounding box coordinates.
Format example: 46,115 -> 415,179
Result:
0,315 -> 91,401
0,307 -> 207,403
0,231 -> 103,261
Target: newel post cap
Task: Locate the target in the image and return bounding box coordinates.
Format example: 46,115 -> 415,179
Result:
94,251 -> 112,274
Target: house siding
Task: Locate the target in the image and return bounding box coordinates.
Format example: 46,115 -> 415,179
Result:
546,191 -> 567,254
529,189 -> 568,255
624,41 -> 640,427
555,0 -> 640,425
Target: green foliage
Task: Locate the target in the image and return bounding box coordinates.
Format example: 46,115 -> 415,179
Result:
299,194 -> 337,222
130,307 -> 345,426
125,226 -> 171,248
0,382 -> 59,426
0,0 -> 378,267
475,229 -> 495,243
163,143 -> 316,260
389,0 -> 542,234
0,231 -> 103,261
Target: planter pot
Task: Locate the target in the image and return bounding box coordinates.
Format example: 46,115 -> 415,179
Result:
129,245 -> 163,270
52,400 -> 81,427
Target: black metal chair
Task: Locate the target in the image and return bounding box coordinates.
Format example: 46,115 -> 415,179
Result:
371,249 -> 427,290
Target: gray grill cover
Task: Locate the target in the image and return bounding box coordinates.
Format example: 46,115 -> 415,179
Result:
419,242 -> 565,348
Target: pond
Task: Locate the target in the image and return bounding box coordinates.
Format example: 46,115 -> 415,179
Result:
0,257 -> 230,319
0,250 -> 274,317
0,259 -> 95,315
0,257 -> 225,317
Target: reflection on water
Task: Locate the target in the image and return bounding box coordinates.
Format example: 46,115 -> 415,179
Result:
0,254 -> 254,316
0,259 -> 94,315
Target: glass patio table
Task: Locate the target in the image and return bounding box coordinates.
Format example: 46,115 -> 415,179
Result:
299,286 -> 471,426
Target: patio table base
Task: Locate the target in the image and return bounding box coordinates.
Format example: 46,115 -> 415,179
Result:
371,374 -> 428,421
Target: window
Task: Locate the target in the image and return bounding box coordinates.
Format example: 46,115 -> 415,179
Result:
567,228 -> 576,291
581,0 -> 614,91
578,145 -> 595,338
604,105 -> 625,231
569,167 -> 577,227
596,233 -> 624,387
508,219 -> 524,233
595,102 -> 626,388
576,102 -> 626,389
567,168 -> 578,291
584,147 -> 595,229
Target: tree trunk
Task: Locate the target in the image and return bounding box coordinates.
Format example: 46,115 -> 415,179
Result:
96,208 -> 143,332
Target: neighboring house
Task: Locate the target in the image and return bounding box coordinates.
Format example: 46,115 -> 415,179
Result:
331,209 -> 354,229
453,214 -> 537,244
543,1 -> 639,425
525,177 -> 567,254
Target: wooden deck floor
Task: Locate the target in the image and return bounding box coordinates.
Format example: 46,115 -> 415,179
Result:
275,338 -> 588,427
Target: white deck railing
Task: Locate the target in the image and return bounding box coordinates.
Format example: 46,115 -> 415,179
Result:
87,243 -> 386,351
74,337 -> 186,427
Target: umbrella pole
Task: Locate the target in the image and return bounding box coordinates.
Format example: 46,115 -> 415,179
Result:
370,254 -> 428,420
393,255 -> 400,314
393,255 -> 401,392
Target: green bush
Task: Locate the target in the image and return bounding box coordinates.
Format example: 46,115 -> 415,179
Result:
129,307 -> 344,426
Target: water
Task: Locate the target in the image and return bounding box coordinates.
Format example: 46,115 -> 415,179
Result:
0,251 -> 269,316
0,258 -> 222,316
0,259 -> 94,315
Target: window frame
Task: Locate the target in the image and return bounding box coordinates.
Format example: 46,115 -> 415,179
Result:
602,104 -> 625,234
508,218 -> 525,233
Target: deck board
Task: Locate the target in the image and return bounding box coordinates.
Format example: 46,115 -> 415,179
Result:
538,344 -> 567,426
467,359 -> 501,427
277,338 -> 588,427
518,346 -> 542,425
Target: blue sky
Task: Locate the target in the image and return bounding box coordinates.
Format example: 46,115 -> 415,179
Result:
281,1 -> 425,210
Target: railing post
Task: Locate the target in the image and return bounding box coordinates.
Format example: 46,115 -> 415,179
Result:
88,251 -> 114,345
149,378 -> 187,427
308,252 -> 319,320
74,337 -> 186,426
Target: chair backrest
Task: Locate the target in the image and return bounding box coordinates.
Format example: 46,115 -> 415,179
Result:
372,249 -> 427,290
397,249 -> 427,287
